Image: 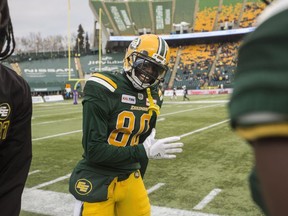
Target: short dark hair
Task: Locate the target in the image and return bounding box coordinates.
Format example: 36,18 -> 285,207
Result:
0,0 -> 15,61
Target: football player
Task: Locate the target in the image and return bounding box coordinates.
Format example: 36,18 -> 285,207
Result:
69,34 -> 184,216
0,0 -> 32,215
229,0 -> 288,215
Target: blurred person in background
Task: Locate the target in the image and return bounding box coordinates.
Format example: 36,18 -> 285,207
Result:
229,0 -> 288,215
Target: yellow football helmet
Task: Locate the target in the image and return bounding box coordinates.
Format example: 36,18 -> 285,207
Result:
124,34 -> 170,90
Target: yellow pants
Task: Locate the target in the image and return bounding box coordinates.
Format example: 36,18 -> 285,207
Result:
77,171 -> 151,216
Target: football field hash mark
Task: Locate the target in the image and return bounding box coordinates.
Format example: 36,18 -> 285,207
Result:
28,170 -> 40,175
32,130 -> 82,141
29,174 -> 71,190
193,188 -> 222,210
147,183 -> 166,194
26,112 -> 228,215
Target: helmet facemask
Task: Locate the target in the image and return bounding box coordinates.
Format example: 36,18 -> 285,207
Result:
125,52 -> 168,90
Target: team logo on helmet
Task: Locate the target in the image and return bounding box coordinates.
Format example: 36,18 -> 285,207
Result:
130,38 -> 141,49
75,179 -> 92,195
0,103 -> 11,120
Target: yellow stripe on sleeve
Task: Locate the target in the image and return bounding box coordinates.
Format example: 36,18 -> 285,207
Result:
93,73 -> 117,89
236,123 -> 288,141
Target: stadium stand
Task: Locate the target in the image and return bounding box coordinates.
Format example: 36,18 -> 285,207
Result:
194,0 -> 219,32
3,0 -> 266,96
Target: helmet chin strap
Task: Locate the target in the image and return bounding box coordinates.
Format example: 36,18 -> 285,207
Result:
146,88 -> 160,116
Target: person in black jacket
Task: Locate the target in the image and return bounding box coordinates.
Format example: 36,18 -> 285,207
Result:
0,1 -> 32,215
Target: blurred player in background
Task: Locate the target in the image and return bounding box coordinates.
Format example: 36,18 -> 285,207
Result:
0,0 -> 32,215
229,0 -> 288,215
183,85 -> 190,101
171,87 -> 177,100
69,34 -> 183,216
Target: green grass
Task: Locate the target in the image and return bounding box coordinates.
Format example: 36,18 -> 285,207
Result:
21,95 -> 264,216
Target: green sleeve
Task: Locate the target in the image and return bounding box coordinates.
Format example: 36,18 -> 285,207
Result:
229,9 -> 288,128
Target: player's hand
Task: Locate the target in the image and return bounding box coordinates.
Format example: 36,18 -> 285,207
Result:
143,128 -> 183,159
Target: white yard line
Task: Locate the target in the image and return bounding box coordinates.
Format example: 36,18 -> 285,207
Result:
32,117 -> 81,126
147,183 -> 166,194
32,130 -> 82,141
22,189 -> 220,216
160,104 -> 223,117
32,104 -> 224,141
157,117 -> 165,122
29,174 -> 71,190
28,170 -> 41,175
24,118 -> 228,215
33,110 -> 81,118
180,120 -> 229,138
164,100 -> 228,104
193,189 -> 222,210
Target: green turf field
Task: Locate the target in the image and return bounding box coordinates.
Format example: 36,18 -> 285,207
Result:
20,94 -> 264,216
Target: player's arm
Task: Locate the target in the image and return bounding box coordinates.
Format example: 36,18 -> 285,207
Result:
252,137 -> 288,216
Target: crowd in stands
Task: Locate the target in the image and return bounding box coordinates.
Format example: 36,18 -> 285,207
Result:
239,2 -> 265,28
194,1 -> 265,32
4,0 -> 265,94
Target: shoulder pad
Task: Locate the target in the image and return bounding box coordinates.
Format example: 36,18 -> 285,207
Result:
88,73 -> 118,92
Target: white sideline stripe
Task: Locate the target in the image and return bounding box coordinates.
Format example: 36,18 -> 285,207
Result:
147,183 -> 165,194
32,130 -> 82,141
32,117 -> 80,126
28,170 -> 40,175
164,100 -> 228,104
160,104 -> 223,117
33,105 -> 80,114
29,174 -> 71,190
33,110 -> 81,118
193,189 -> 222,210
157,117 -> 165,122
32,104 -> 223,141
180,120 -> 229,138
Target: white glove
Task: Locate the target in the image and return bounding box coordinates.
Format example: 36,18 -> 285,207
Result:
143,128 -> 183,159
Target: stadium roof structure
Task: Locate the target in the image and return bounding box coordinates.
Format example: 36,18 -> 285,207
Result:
89,0 -> 197,36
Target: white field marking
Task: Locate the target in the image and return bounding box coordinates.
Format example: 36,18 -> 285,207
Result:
33,110 -> 81,118
35,104 -> 78,112
157,117 -> 165,122
147,183 -> 165,194
32,130 -> 82,141
180,119 -> 229,138
34,102 -> 69,107
32,104 -> 80,115
160,104 -> 223,117
31,118 -> 166,141
21,189 -> 220,216
193,189 -> 222,210
32,117 -> 80,126
28,170 -> 40,175
164,100 -> 228,104
31,105 -> 221,141
29,174 -> 71,190
23,119 -> 228,215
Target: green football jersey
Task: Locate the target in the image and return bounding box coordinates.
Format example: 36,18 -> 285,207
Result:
229,4 -> 288,215
75,71 -> 163,177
